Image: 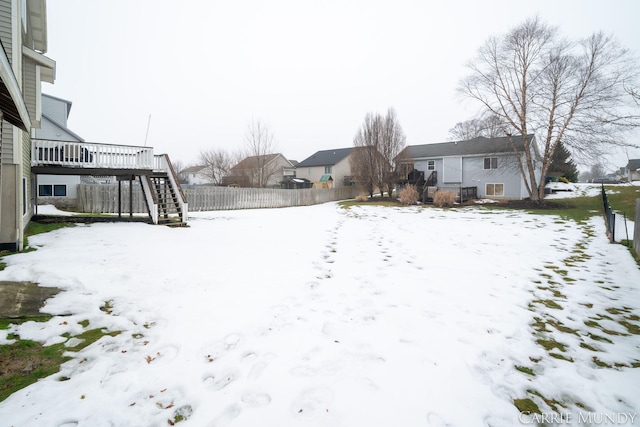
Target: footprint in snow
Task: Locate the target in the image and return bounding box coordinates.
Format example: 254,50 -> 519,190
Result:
203,371 -> 237,391
291,386 -> 334,417
208,404 -> 242,427
241,391 -> 271,407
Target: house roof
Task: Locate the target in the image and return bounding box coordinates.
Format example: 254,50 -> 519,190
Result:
231,153 -> 292,171
41,113 -> 85,142
626,159 -> 640,171
297,148 -> 353,167
403,134 -> 535,159
181,165 -> 206,174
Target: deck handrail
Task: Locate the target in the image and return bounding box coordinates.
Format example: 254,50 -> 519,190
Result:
32,139 -> 154,170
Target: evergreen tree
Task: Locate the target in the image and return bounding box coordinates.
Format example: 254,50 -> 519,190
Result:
549,141 -> 579,182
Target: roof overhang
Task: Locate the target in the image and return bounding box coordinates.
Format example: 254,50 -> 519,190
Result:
23,46 -> 55,83
0,46 -> 31,131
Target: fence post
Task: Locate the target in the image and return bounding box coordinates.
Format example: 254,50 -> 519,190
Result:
634,199 -> 640,257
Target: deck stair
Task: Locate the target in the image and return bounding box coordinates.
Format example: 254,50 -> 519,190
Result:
140,154 -> 188,226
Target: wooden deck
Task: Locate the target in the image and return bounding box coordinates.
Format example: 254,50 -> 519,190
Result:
31,139 -> 156,175
31,139 -> 188,225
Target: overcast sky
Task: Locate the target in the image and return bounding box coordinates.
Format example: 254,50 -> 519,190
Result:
43,0 -> 640,170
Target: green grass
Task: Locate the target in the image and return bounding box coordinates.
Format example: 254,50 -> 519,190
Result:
338,199 -> 403,209
514,398 -> 541,415
0,319 -> 120,402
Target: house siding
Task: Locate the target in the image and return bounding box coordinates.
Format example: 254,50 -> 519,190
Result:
42,94 -> 69,125
22,54 -> 38,126
0,2 -> 12,61
412,152 -> 529,199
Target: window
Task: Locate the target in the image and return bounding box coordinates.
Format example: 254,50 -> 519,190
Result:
39,185 -> 52,197
486,183 -> 504,196
484,157 -> 498,170
325,166 -> 332,174
54,185 -> 67,197
427,160 -> 435,170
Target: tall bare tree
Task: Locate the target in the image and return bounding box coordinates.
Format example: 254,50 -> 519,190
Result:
380,108 -> 407,196
244,119 -> 279,187
198,148 -> 236,185
351,113 -> 384,197
351,109 -> 406,197
458,16 -> 639,202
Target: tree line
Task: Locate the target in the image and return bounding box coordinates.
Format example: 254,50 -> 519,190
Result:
178,16 -> 638,198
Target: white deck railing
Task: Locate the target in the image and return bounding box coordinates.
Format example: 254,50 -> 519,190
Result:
32,139 -> 154,170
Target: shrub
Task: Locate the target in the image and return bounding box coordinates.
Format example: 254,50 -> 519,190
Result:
398,185 -> 419,205
355,195 -> 369,202
433,190 -> 456,207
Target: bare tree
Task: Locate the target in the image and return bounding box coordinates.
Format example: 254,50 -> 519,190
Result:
243,119 -> 280,187
351,109 -> 406,197
198,148 -> 235,185
380,108 -> 407,196
351,113 -> 384,197
458,16 -> 639,202
448,114 -> 508,141
171,159 -> 188,184
448,119 -> 487,141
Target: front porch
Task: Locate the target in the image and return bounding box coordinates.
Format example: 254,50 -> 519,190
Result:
31,139 -> 188,225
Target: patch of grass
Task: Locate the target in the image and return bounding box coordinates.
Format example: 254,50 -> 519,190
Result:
532,299 -> 563,310
100,300 -> 114,315
23,221 -> 75,251
338,199 -> 403,209
528,389 -> 566,412
588,333 -> 613,344
515,365 -> 536,376
536,338 -> 567,352
514,398 -> 541,415
584,320 -> 600,328
550,352 -> 574,362
592,357 -> 613,368
619,320 -> 640,335
548,320 -> 579,335
0,261 -> 6,271
580,342 -> 601,352
0,325 -> 120,402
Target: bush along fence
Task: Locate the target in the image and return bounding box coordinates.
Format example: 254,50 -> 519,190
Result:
77,184 -> 358,213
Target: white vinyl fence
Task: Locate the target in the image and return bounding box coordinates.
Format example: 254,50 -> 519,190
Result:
77,184 -> 358,213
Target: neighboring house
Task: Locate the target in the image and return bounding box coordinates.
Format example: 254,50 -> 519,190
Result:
626,159 -> 640,182
0,0 -> 55,251
181,165 -> 210,185
398,134 -> 540,200
295,148 -> 354,189
222,153 -> 294,188
34,94 -> 85,207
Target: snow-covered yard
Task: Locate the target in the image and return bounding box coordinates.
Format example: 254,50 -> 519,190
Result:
1,198 -> 639,426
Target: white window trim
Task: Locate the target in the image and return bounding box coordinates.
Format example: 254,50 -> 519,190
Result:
486,183 -> 505,197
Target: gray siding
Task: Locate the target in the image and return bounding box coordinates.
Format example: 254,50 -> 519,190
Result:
461,155 -> 523,199
42,95 -> 69,126
1,119 -> 12,162
414,154 -> 526,199
0,1 -> 14,163
0,2 -> 12,61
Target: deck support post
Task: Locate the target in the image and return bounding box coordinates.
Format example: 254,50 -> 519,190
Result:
118,181 -> 122,218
